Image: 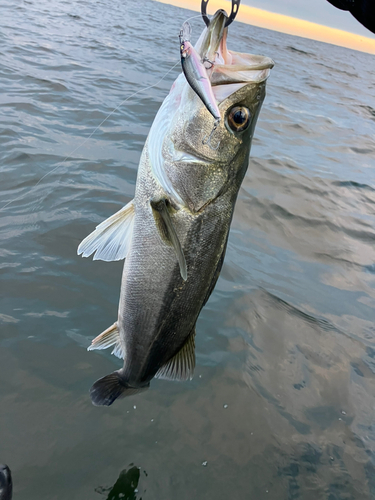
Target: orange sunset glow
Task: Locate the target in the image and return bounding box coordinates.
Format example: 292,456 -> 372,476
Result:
155,0 -> 375,54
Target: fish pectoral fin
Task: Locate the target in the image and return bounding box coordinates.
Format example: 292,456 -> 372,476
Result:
150,197 -> 187,281
155,328 -> 196,381
90,371 -> 149,406
77,200 -> 135,261
87,322 -> 125,360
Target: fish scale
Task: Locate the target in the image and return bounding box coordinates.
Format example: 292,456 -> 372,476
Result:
78,9 -> 273,406
120,145 -> 230,384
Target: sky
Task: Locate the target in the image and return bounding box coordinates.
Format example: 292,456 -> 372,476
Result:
241,0 -> 375,39
155,0 -> 375,54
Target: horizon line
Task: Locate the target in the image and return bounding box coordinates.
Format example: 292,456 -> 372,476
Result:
154,0 -> 375,55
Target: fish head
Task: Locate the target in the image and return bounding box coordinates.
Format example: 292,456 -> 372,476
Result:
149,10 -> 274,212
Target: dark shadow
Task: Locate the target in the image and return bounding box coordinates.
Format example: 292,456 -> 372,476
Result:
326,0 -> 375,34
95,465 -> 141,500
0,465 -> 12,500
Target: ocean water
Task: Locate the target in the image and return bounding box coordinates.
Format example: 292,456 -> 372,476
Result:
1,0 -> 375,498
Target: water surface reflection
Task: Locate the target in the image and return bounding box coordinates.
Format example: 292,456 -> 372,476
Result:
0,0 -> 374,498
95,465 -> 143,500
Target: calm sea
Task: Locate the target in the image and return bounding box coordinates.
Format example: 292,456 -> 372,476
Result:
1,0 -> 375,498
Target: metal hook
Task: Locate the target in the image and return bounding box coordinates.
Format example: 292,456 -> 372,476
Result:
201,0 -> 241,28
202,56 -> 215,69
179,21 -> 191,44
202,118 -> 221,150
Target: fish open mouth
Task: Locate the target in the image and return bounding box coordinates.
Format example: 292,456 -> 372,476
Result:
195,10 -> 274,102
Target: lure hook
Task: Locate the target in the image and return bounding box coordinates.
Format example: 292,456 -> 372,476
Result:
201,0 -> 241,28
202,118 -> 221,150
179,20 -> 191,45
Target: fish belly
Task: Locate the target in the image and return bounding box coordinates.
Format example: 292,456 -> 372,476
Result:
117,149 -> 234,387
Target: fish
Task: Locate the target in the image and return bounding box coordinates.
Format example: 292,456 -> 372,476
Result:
0,465 -> 12,500
78,9 -> 274,406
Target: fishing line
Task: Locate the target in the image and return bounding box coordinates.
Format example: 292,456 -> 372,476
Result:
0,61 -> 181,212
0,14 -> 207,213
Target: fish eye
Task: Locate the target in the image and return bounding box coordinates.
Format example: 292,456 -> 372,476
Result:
227,106 -> 251,132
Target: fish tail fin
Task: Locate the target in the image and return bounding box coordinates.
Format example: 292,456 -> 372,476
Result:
90,371 -> 148,406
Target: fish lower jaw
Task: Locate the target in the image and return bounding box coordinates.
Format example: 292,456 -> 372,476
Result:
172,151 -> 212,165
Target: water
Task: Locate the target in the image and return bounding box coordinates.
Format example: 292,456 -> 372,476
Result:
1,0 -> 375,498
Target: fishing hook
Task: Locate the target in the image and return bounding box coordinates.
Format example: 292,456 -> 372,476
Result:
202,56 -> 215,69
201,0 -> 241,28
202,118 -> 221,150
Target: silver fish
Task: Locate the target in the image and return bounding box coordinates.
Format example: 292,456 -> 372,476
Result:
0,465 -> 12,500
78,10 -> 273,406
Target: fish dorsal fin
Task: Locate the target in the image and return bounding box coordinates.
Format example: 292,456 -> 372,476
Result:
150,198 -> 187,281
78,200 -> 135,261
87,322 -> 125,360
155,328 -> 195,381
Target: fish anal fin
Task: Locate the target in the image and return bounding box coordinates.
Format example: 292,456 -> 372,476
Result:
90,371 -> 149,406
87,322 -> 125,360
155,328 -> 196,381
78,200 -> 135,262
150,197 -> 187,281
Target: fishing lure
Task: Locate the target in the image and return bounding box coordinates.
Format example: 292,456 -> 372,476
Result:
179,21 -> 221,123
